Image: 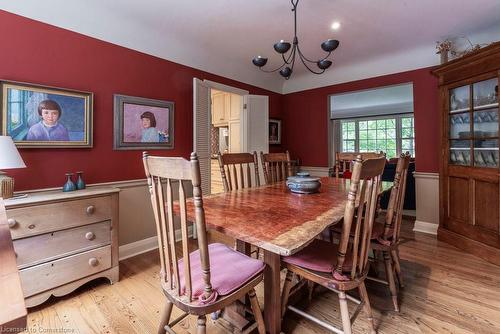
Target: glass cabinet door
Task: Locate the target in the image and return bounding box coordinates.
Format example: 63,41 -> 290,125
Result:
449,85 -> 471,165
448,78 -> 499,168
472,78 -> 499,167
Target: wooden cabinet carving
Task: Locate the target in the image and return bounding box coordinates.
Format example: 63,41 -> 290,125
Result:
433,42 -> 500,266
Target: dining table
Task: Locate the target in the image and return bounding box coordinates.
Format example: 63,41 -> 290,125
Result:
188,177 -> 392,334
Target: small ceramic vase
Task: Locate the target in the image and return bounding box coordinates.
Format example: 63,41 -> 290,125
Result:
286,172 -> 321,194
63,173 -> 76,192
76,171 -> 86,190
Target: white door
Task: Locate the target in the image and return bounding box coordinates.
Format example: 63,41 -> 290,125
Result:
193,78 -> 211,196
242,95 -> 269,183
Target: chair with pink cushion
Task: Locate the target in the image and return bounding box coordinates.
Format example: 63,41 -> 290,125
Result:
329,153 -> 410,312
368,152 -> 410,312
280,155 -> 386,334
143,152 -> 266,334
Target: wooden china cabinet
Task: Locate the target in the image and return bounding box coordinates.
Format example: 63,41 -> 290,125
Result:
433,42 -> 500,266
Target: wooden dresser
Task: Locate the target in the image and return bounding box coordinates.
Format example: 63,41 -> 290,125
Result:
4,187 -> 119,307
0,199 -> 27,333
433,42 -> 500,266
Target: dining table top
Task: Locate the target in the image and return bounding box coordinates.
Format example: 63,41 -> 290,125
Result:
188,177 -> 392,257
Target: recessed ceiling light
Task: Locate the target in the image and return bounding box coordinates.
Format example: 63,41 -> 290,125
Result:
331,21 -> 341,30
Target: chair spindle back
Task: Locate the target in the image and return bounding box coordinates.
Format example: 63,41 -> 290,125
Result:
382,152 -> 411,244
218,152 -> 260,192
335,156 -> 386,280
260,151 -> 293,184
143,152 -> 213,303
335,151 -> 385,178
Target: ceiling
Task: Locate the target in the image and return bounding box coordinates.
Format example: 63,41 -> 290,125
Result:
1,0 -> 500,94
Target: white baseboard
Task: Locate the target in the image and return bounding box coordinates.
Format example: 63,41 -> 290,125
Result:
119,225 -> 194,261
413,220 -> 439,235
298,166 -> 330,177
119,236 -> 158,261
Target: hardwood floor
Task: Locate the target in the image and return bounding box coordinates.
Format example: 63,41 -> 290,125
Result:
22,219 -> 500,334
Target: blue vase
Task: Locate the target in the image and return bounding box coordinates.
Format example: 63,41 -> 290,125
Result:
63,173 -> 76,192
76,171 -> 86,190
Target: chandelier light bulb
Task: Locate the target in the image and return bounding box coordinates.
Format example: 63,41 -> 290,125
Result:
331,21 -> 341,30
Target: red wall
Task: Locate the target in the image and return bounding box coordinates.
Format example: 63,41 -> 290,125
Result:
0,11 -> 283,191
1,11 -> 439,192
281,68 -> 439,172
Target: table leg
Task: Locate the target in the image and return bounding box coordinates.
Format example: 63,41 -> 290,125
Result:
264,250 -> 281,334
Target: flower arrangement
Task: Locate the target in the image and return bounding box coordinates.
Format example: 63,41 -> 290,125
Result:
436,39 -> 452,63
436,37 -> 489,64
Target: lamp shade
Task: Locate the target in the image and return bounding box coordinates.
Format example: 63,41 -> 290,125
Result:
0,136 -> 26,169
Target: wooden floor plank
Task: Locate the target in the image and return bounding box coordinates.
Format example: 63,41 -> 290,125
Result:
21,219 -> 500,334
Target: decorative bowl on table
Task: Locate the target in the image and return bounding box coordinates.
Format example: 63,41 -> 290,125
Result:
286,172 -> 321,194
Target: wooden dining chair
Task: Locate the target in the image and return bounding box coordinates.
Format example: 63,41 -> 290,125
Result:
218,152 -> 262,258
368,152 -> 410,312
281,155 -> 386,334
335,151 -> 385,178
143,152 -> 266,334
260,151 -> 293,184
217,152 -> 260,192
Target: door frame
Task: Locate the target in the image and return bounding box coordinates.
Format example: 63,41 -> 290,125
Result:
194,79 -> 249,195
203,80 -> 249,96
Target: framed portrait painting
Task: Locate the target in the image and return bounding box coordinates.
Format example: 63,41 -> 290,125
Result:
269,118 -> 281,145
113,94 -> 174,150
0,80 -> 93,148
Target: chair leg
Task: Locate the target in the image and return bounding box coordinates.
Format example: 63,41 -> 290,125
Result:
338,291 -> 352,334
280,270 -> 294,318
358,281 -> 377,334
391,249 -> 404,288
370,249 -> 381,277
157,301 -> 173,334
248,289 -> 266,334
197,315 -> 206,334
383,251 -> 399,312
307,281 -> 315,304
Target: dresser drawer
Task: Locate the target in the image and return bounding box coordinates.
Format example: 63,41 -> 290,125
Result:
14,221 -> 111,269
7,196 -> 112,240
19,245 -> 111,297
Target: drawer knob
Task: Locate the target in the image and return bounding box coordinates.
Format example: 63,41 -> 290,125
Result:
88,257 -> 99,267
7,218 -> 17,228
86,205 -> 95,215
85,232 -> 95,240
28,224 -> 36,230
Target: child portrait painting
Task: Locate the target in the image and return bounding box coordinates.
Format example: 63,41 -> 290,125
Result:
113,94 -> 174,150
1,81 -> 93,148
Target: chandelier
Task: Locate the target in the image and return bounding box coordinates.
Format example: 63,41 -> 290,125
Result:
252,0 -> 340,79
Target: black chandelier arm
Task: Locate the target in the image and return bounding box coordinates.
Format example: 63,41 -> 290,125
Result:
298,53 -> 326,75
289,44 -> 298,71
258,61 -> 287,73
296,44 -> 332,63
281,45 -> 296,65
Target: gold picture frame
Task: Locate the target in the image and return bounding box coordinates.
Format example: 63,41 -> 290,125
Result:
0,80 -> 93,148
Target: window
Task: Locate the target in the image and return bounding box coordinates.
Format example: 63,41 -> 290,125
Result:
7,88 -> 29,138
339,114 -> 415,158
341,121 -> 356,152
401,116 -> 415,157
